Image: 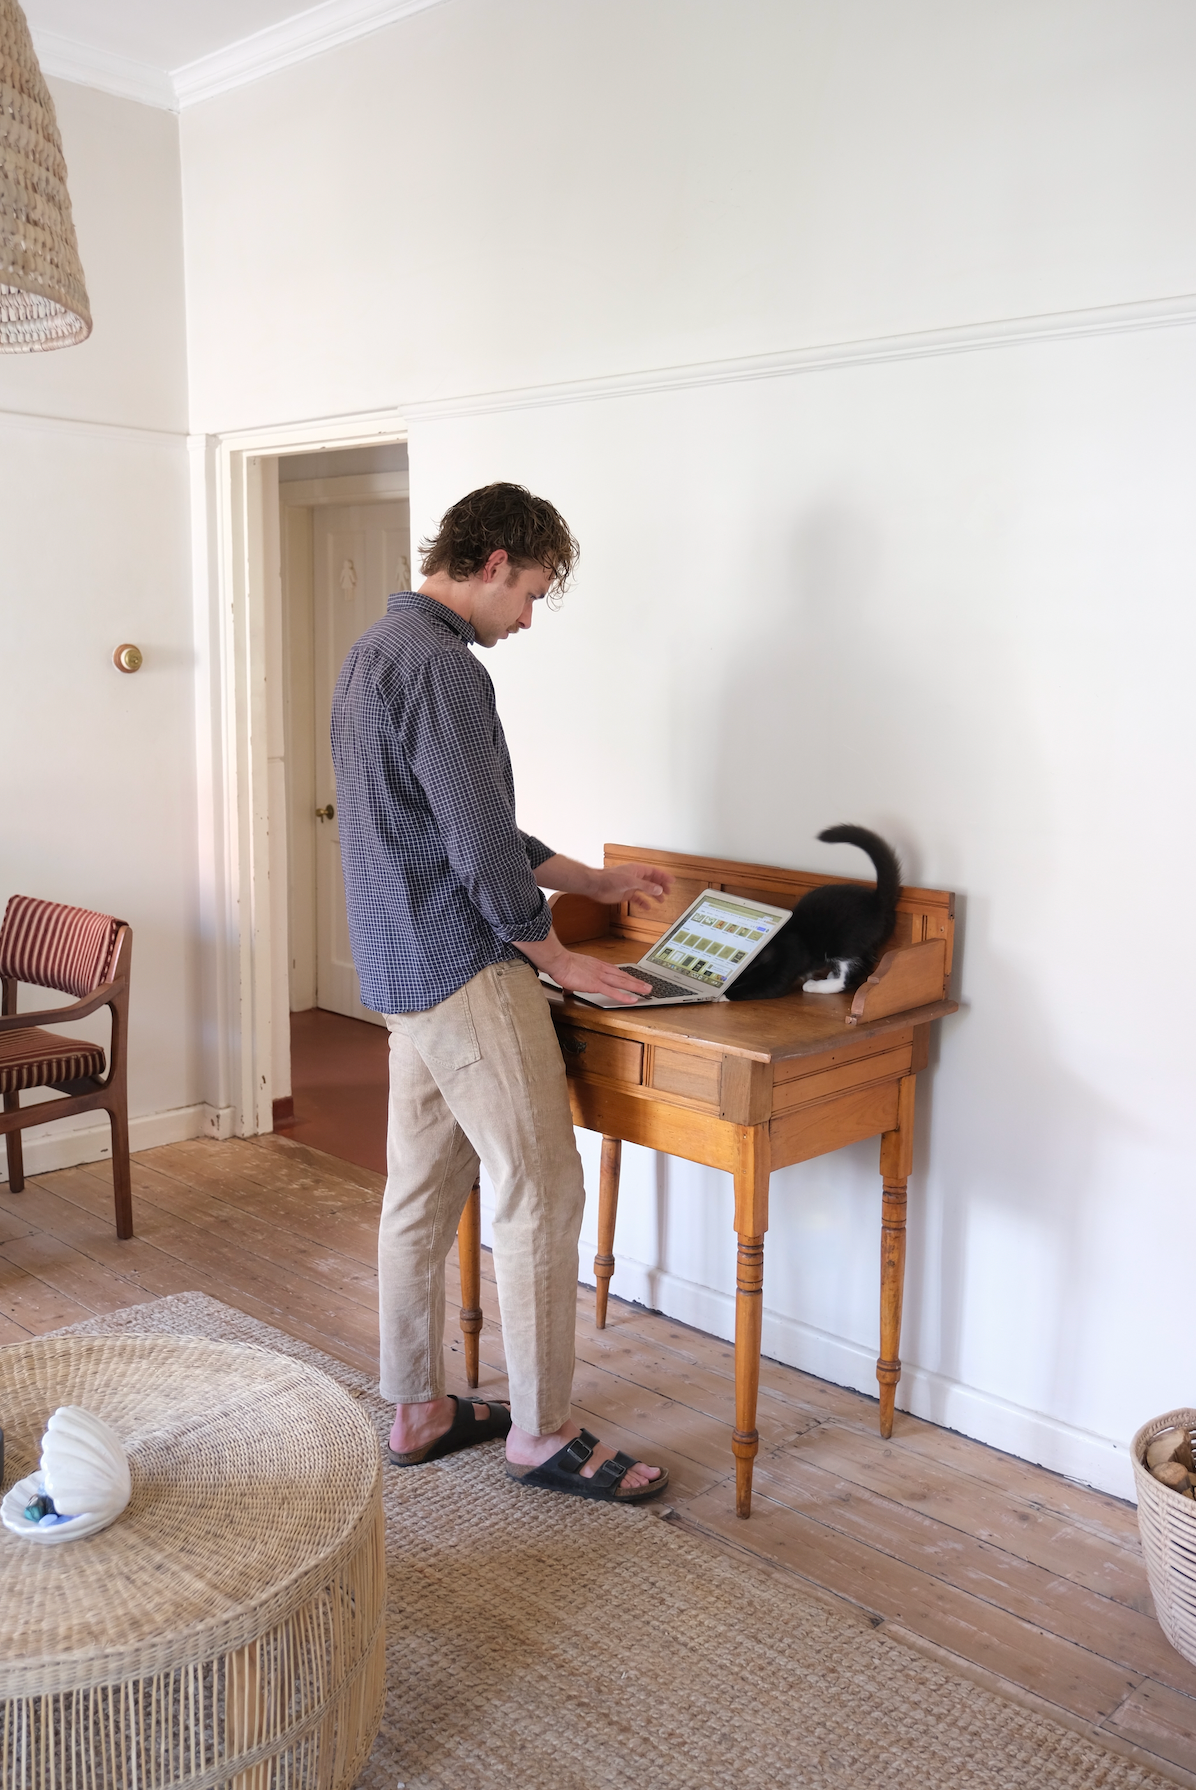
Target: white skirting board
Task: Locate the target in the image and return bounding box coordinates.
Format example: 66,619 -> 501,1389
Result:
476,1188 -> 1136,1506
0,1102 -> 235,1181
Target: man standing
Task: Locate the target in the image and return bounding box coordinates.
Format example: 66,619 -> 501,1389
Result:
332,482 -> 670,1502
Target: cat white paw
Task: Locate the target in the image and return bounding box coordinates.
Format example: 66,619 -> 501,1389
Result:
803,975 -> 847,994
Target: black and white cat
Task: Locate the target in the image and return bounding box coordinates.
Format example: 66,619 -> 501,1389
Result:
726,825 -> 902,1002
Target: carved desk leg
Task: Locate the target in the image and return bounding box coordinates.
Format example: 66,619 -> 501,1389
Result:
876,1075 -> 916,1439
732,1125 -> 771,1518
456,1178 -> 482,1390
594,1136 -> 622,1328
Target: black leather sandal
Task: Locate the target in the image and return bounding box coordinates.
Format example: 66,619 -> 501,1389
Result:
505,1427 -> 669,1503
387,1395 -> 512,1466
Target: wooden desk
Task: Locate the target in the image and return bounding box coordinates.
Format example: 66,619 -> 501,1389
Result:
456,843 -> 958,1519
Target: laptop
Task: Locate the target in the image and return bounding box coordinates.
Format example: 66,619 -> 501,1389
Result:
550,888 -> 792,1008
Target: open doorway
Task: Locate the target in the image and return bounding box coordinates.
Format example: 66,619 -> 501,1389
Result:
279,441 -> 410,1021
275,440 -> 411,1169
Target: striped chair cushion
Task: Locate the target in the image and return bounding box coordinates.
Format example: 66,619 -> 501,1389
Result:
0,1028 -> 106,1094
0,895 -> 119,998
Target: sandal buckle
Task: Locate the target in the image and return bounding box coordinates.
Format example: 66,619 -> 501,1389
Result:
559,1433 -> 595,1472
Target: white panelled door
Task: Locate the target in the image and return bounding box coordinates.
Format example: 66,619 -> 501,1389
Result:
313,500 -> 412,1024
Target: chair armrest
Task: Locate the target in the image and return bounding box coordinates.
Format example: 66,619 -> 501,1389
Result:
0,979 -> 121,1033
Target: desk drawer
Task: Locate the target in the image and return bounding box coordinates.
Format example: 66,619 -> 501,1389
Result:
556,1024 -> 644,1086
771,1081 -> 901,1167
650,1047 -> 721,1106
773,1043 -> 913,1114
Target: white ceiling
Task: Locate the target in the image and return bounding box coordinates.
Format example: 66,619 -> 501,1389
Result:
24,0 -> 319,71
23,0 -> 445,109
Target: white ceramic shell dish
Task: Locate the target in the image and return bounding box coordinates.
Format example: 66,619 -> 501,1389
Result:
42,1405 -> 132,1516
1,1471 -> 119,1544
0,1405 -> 131,1544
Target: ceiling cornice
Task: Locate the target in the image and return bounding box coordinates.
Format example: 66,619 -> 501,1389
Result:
33,0 -> 449,114
174,0 -> 448,107
33,28 -> 178,111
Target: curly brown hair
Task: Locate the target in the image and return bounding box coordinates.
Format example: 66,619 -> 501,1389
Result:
419,483 -> 579,591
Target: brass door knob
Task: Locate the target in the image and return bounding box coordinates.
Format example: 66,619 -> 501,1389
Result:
315,804 -> 335,820
113,644 -> 143,674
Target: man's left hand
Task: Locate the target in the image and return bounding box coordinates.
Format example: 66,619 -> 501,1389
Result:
593,862 -> 674,905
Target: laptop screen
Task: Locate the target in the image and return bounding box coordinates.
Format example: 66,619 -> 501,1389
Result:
644,892 -> 790,992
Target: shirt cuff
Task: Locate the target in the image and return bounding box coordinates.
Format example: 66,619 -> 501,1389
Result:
498,891 -> 554,945
519,831 -> 555,871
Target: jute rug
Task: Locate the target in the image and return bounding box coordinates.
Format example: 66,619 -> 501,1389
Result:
44,1293 -> 1169,1790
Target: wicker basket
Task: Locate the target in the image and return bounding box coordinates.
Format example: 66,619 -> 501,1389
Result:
1132,1406 -> 1196,1665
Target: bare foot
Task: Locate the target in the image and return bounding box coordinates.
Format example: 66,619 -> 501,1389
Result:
506,1420 -> 662,1492
389,1396 -> 495,1456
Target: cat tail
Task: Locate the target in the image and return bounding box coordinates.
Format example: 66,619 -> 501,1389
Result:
817,825 -> 902,911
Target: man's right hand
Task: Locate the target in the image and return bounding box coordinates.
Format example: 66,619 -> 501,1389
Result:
550,951 -> 653,1005
516,930 -> 651,1004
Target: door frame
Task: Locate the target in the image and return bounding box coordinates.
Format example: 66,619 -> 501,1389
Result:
280,475 -> 411,1024
192,410 -> 408,1139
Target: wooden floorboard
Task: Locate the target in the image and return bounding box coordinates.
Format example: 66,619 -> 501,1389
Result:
2,1134 -> 1196,1784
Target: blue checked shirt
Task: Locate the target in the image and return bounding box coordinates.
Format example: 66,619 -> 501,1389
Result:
330,592 -> 555,1014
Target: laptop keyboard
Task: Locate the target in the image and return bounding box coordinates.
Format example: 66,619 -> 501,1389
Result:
620,967 -> 696,1000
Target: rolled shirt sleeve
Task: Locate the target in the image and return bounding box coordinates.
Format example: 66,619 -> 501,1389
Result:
333,592 -> 564,1013
398,657 -> 553,944
520,831 -> 555,871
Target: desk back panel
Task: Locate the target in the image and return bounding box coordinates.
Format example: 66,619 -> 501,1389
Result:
603,843 -> 955,977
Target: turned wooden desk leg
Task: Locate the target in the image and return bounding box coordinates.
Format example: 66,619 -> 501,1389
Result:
732,1126 -> 770,1519
594,1136 -> 621,1329
877,1075 -> 916,1440
456,1178 -> 482,1390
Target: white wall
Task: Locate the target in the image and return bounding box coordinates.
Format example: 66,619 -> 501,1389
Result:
177,0 -> 1196,1494
0,80 -> 205,1176
0,80 -> 187,431
410,326 -> 1196,1496
180,0 -> 1196,430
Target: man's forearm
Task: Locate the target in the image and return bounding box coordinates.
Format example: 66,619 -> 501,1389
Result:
513,855 -> 678,1003
513,928 -> 572,981
532,853 -> 601,897
514,927 -> 655,1004
535,853 -> 675,906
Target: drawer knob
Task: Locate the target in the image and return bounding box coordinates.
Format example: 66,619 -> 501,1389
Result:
560,1033 -> 587,1056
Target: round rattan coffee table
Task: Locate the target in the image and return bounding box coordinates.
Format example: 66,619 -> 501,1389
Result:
0,1333 -> 386,1790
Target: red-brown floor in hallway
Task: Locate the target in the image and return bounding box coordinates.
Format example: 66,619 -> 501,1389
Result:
282,1008 -> 389,1174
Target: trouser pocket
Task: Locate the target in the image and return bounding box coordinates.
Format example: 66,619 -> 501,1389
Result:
410,981 -> 482,1071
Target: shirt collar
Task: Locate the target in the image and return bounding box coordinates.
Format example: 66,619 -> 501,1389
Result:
388,589 -> 477,647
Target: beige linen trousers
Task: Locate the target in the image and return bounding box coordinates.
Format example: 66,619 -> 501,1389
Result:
380,958 -> 586,1435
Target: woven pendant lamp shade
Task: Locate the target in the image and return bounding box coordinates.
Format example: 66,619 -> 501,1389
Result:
0,0 -> 90,350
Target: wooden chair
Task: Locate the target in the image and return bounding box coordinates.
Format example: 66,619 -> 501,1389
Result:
0,896 -> 134,1238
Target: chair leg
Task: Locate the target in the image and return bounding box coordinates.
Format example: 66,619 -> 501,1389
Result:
456,1180 -> 482,1389
3,1093 -> 24,1193
108,1102 -> 134,1240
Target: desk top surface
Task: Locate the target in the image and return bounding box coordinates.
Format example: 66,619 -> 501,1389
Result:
546,935 -> 957,1065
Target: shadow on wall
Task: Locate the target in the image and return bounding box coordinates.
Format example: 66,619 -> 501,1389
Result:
914,895 -> 1143,1437
639,498 -> 1139,1433
663,503 -> 891,858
